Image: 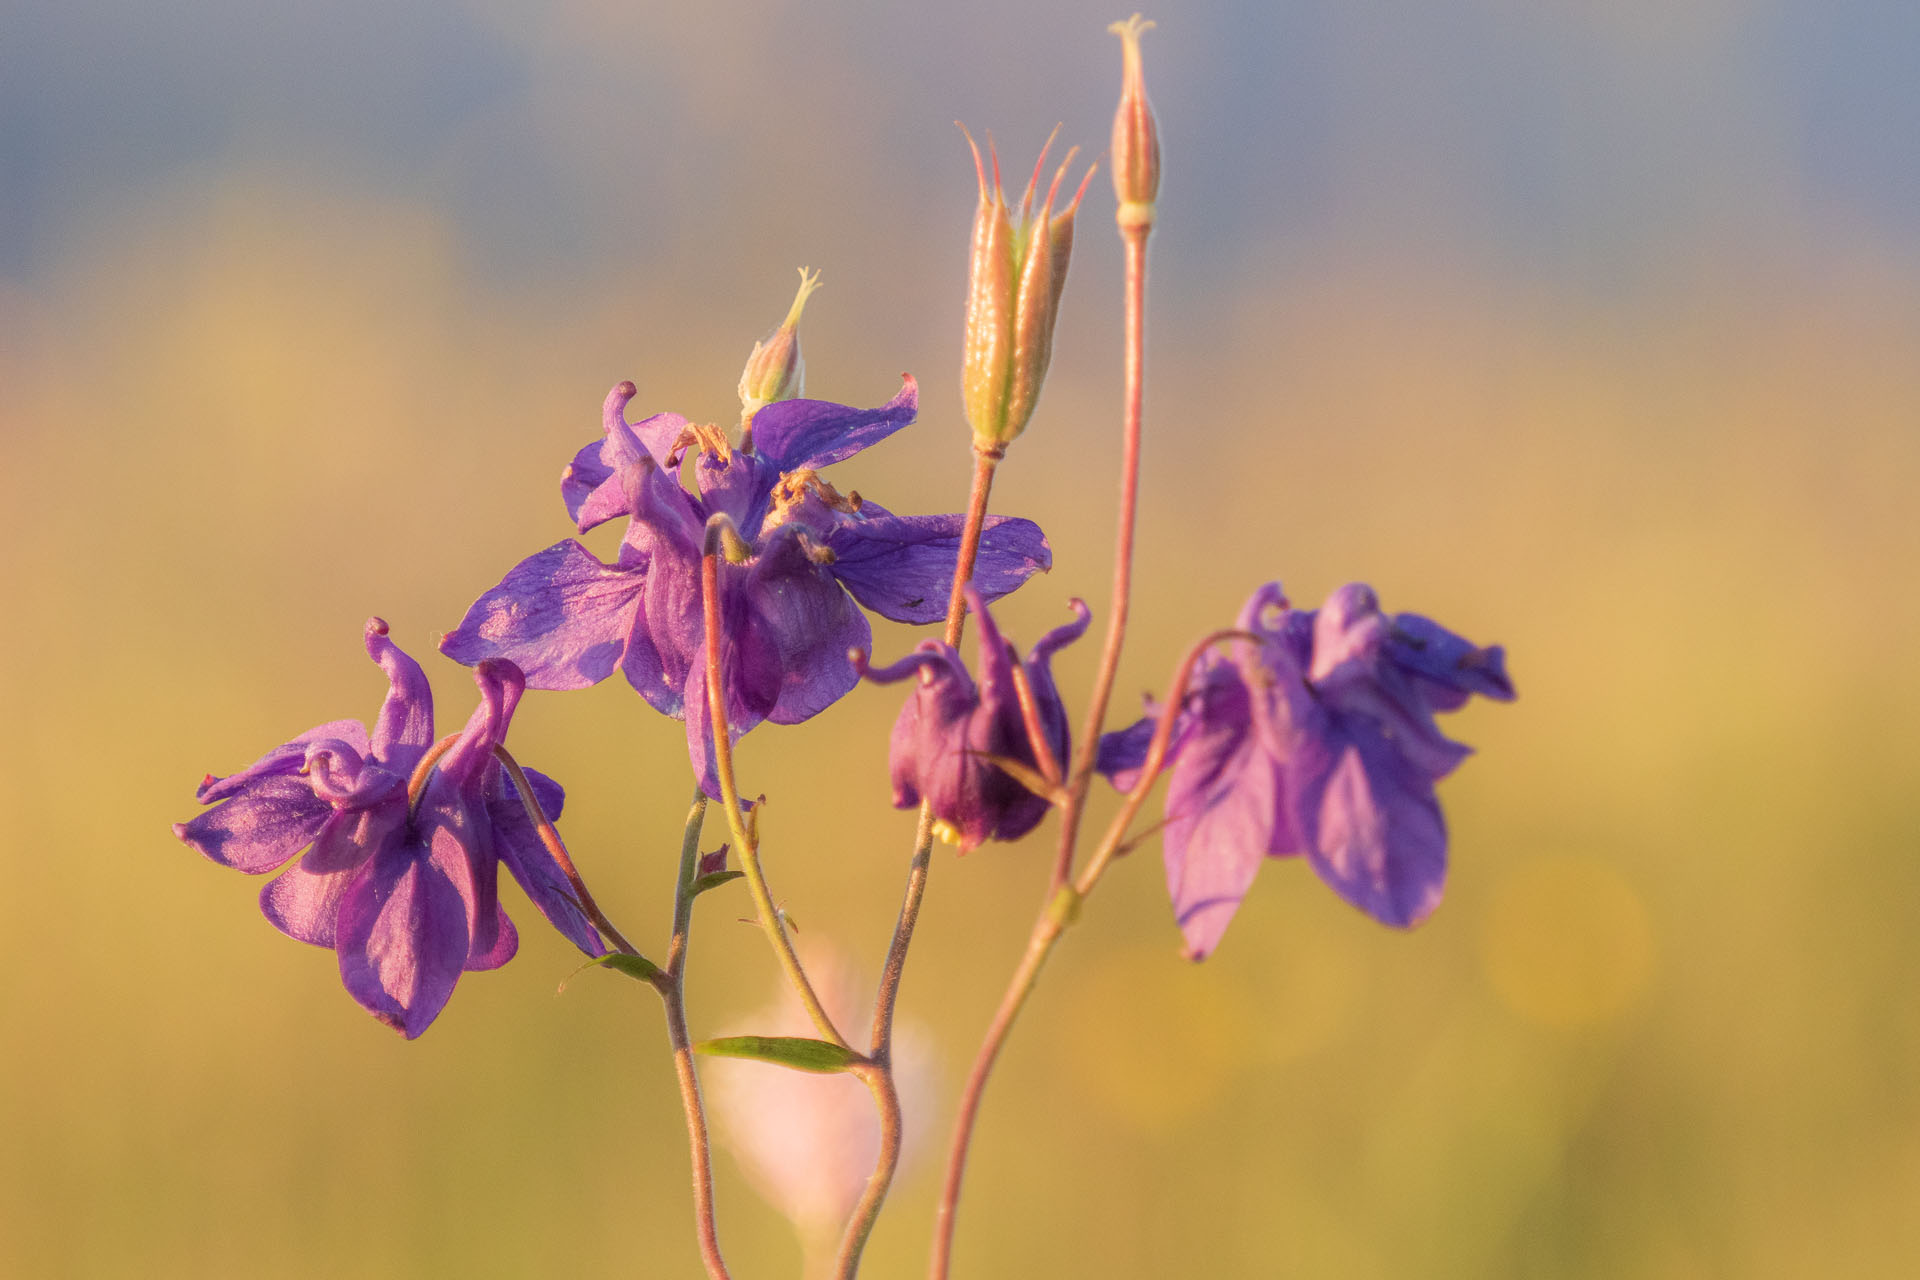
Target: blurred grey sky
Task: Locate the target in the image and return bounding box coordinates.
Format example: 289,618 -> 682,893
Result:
6,0 -> 1917,298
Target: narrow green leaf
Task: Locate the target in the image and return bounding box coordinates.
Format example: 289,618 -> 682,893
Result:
559,951 -> 663,994
693,1035 -> 861,1074
691,869 -> 745,896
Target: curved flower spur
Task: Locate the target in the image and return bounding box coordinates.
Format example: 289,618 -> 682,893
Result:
442,376 -> 1052,794
174,619 -> 606,1037
858,585 -> 1090,852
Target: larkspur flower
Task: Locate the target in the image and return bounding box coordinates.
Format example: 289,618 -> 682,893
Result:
1099,582 -> 1513,956
441,378 -> 1051,794
859,586 -> 1089,851
174,620 -> 604,1037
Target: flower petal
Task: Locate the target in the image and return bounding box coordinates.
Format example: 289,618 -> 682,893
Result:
1095,715 -> 1157,791
300,801 -> 404,874
617,518 -> 706,716
739,532 -> 873,727
1290,713 -> 1448,928
563,383 -> 689,530
1387,613 -> 1514,709
259,852 -> 362,947
335,837 -> 471,1038
750,376 -> 918,472
485,769 -> 606,957
441,541 -> 644,691
173,775 -> 332,874
1160,663 -> 1294,959
193,719 -> 368,805
695,451 -> 780,537
681,663 -> 725,800
364,619 -> 435,775
435,661 -> 519,791
466,903 -> 519,972
825,513 -> 1051,625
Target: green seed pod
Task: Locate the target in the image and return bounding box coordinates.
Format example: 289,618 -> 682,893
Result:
959,127 -> 1092,453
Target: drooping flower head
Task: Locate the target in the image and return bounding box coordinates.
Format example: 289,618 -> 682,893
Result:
1100,582 -> 1513,957
174,620 -> 604,1037
442,378 -> 1052,795
861,586 -> 1089,851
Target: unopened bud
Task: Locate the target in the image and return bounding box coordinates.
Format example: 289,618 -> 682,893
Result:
1109,15 -> 1160,231
738,267 -> 822,432
959,127 -> 1094,453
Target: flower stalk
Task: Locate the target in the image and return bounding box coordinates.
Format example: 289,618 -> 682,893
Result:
701,515 -> 849,1048
493,744 -> 642,957
931,22 -> 1161,1275
659,784 -> 730,1279
836,444 -> 1002,1278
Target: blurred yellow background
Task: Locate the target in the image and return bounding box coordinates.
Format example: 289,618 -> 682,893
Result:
4,0 -> 1918,1275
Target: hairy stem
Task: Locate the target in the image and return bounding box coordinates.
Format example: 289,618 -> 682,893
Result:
836,446 -> 1001,1279
929,911 -> 1066,1280
660,786 -> 729,1279
932,219 -> 1152,1280
700,527 -> 847,1047
493,744 -> 642,958
1051,223 -> 1150,892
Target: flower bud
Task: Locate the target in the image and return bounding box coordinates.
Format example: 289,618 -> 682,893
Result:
738,267 -> 822,431
960,127 -> 1093,453
1109,14 -> 1160,231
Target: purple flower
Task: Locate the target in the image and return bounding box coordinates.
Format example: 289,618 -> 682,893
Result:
862,587 -> 1089,851
441,378 -> 1051,794
174,620 -> 605,1037
1100,582 -> 1513,956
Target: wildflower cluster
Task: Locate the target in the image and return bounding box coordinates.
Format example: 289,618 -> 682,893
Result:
173,15 -> 1512,1278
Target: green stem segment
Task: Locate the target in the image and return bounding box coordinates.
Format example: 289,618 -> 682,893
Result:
491,752 -> 727,1275
493,744 -> 642,958
660,786 -> 730,1280
930,218 -> 1153,1280
701,519 -> 848,1048
834,445 -> 1002,1280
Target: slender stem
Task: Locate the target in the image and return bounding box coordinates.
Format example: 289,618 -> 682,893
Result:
931,218 -> 1152,1280
939,448 -> 1004,648
1050,224 -> 1150,894
659,785 -> 730,1279
929,912 -> 1068,1280
700,528 -> 848,1047
1006,660 -> 1064,786
403,732 -> 460,823
832,1062 -> 905,1278
1073,630 -> 1246,897
495,754 -> 727,1273
835,446 -> 1000,1280
871,448 -> 1000,1060
493,743 -> 643,958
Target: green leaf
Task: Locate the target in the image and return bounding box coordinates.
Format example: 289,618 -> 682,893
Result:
559,951 -> 663,993
693,1035 -> 861,1073
691,869 -> 745,896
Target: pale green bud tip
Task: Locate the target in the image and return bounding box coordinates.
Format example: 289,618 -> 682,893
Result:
738,267 -> 822,422
783,265 -> 823,328
1108,14 -> 1161,220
